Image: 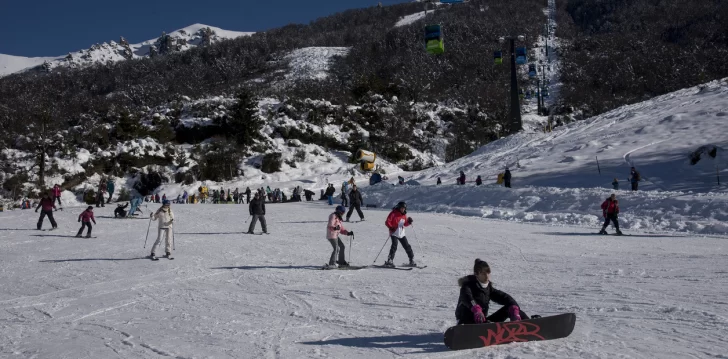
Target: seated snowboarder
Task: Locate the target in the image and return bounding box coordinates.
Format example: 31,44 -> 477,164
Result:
114,202 -> 129,218
456,259 -> 534,325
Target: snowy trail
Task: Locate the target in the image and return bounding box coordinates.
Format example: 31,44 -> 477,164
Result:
1,202 -> 726,358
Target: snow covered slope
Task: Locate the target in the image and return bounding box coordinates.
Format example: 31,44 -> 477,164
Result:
0,24 -> 253,76
0,202 -> 725,358
284,47 -> 350,81
412,78 -> 728,193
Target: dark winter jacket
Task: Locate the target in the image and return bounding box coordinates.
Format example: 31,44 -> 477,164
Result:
107,181 -> 115,193
349,189 -> 363,205
325,186 -> 336,196
504,170 -> 512,181
630,170 -> 640,183
456,275 -> 518,324
36,198 -> 56,212
249,197 -> 266,215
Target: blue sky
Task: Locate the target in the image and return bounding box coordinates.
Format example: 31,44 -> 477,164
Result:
0,0 -> 410,57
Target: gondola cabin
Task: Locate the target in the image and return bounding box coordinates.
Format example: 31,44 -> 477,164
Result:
494,50 -> 503,64
528,64 -> 537,78
425,25 -> 444,54
515,46 -> 527,65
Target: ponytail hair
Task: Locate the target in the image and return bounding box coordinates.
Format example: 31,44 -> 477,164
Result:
473,258 -> 491,275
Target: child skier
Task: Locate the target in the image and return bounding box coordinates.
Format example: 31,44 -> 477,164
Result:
456,259 -> 533,325
383,201 -> 416,267
599,194 -> 622,235
76,206 -> 96,238
325,205 -> 353,268
150,200 -> 174,260
35,192 -> 58,230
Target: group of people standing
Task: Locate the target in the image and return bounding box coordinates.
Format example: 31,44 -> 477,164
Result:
440,168 -> 512,188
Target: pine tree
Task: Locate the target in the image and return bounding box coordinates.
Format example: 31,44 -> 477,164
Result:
226,89 -> 263,148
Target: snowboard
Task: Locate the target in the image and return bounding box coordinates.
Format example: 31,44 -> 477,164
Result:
444,313 -> 576,350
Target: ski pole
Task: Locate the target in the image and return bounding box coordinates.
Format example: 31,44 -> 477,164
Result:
172,228 -> 175,251
372,235 -> 390,264
411,225 -> 424,259
143,216 -> 153,248
349,233 -> 353,263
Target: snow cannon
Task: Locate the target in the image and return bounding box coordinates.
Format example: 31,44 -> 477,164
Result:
356,149 -> 377,172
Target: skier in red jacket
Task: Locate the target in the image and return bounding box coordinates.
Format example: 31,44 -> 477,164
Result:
35,192 -> 58,230
76,206 -> 97,238
384,201 -> 416,267
599,194 -> 623,235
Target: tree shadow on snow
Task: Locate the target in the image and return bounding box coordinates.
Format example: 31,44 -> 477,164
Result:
537,232 -> 688,238
40,257 -> 149,263
212,265 -> 322,270
300,332 -> 446,353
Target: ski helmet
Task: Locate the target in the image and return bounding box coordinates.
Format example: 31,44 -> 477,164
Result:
162,200 -> 171,206
335,205 -> 346,214
395,201 -> 407,209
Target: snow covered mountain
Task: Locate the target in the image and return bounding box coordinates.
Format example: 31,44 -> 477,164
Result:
0,24 -> 253,77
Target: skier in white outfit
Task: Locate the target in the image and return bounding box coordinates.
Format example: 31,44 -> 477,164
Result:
150,200 -> 174,260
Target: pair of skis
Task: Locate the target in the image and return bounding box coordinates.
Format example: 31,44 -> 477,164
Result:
321,264 -> 427,271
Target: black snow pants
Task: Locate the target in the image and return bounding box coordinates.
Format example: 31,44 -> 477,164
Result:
388,235 -> 414,262
631,182 -> 638,191
458,305 -> 530,325
37,210 -> 57,230
77,222 -> 93,237
248,215 -> 267,233
346,204 -> 364,221
504,180 -> 511,188
601,214 -> 620,231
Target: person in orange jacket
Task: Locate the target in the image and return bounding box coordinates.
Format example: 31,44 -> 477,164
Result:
599,194 -> 623,235
384,201 -> 416,267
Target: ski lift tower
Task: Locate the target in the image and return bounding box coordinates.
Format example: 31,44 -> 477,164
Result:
498,35 -> 526,133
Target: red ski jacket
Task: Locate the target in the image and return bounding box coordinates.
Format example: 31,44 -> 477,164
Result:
601,199 -> 619,217
35,198 -> 56,212
79,210 -> 96,223
385,209 -> 410,235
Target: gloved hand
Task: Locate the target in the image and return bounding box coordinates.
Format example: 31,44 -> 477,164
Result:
407,217 -> 413,224
78,219 -> 81,222
508,305 -> 522,321
348,231 -> 354,236
35,209 -> 38,213
335,225 -> 340,230
472,305 -> 486,324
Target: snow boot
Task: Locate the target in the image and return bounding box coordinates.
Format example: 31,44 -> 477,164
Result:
599,229 -> 608,235
325,263 -> 338,269
149,253 -> 159,261
337,261 -> 350,267
408,259 -> 417,267
383,259 -> 395,268
615,230 -> 623,236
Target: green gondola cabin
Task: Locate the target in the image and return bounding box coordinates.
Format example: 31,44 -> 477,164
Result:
494,50 -> 503,64
425,24 -> 444,54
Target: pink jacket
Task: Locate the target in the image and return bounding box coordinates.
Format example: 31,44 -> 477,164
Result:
52,186 -> 61,197
326,213 -> 349,239
79,210 -> 96,223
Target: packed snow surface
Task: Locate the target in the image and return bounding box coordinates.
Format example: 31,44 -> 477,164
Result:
0,202 -> 726,358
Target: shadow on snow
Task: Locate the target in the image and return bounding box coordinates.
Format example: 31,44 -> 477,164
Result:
300,332 -> 447,353
212,265 -> 322,270
40,257 -> 149,263
537,231 -> 689,238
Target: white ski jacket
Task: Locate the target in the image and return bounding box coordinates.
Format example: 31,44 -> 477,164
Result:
153,207 -> 174,229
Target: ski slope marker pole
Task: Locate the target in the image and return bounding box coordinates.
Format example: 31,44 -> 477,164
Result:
143,216 -> 153,248
372,235 -> 390,264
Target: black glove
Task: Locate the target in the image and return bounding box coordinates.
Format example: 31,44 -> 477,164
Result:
348,231 -> 354,236
335,225 -> 341,230
78,219 -> 81,222
407,217 -> 414,224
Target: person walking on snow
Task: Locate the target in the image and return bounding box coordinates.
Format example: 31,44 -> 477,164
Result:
325,205 -> 354,268
346,184 -> 365,222
384,201 -> 416,267
76,206 -> 96,238
612,178 -> 619,190
35,192 -> 58,230
459,171 -> 466,185
436,177 -> 442,185
599,194 -> 622,235
456,259 -> 533,325
245,187 -> 252,204
629,167 -> 640,191
96,179 -> 107,207
504,168 -> 512,188
247,192 -> 268,234
325,184 -> 336,205
51,184 -> 62,207
106,180 -> 115,204
150,200 -> 174,260
475,175 -> 483,186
